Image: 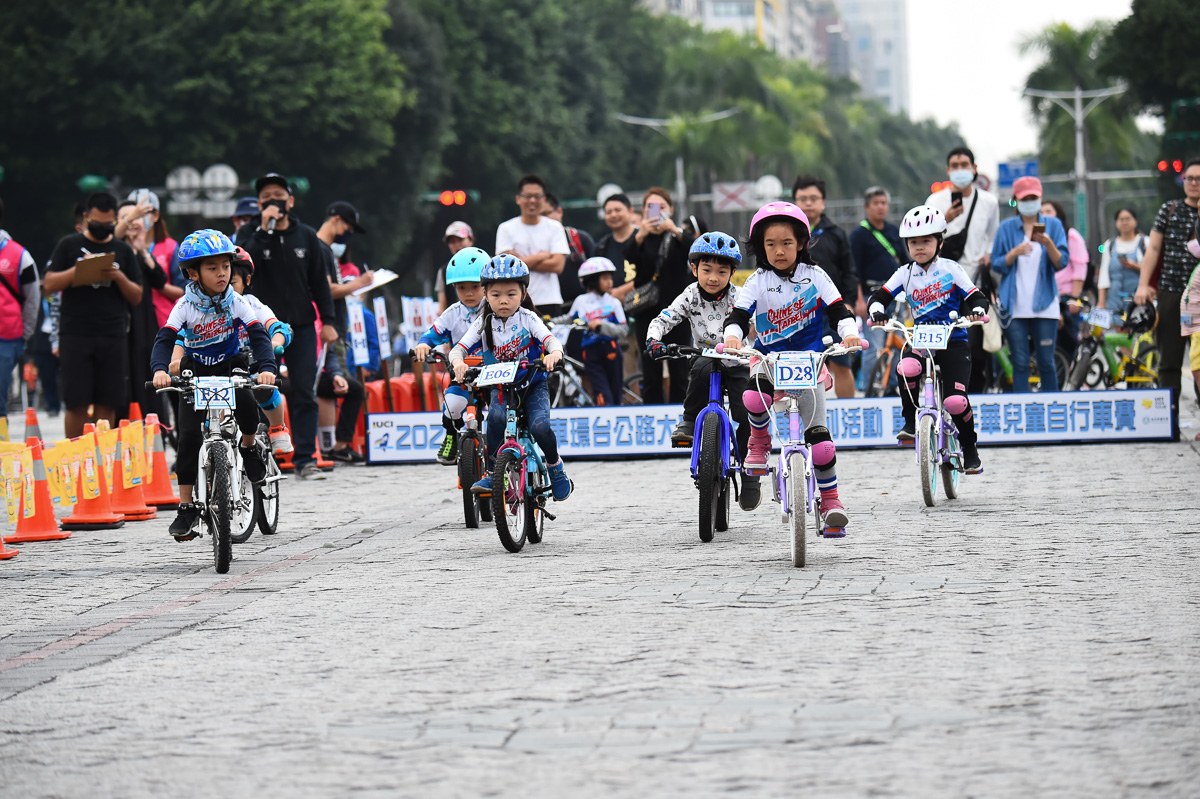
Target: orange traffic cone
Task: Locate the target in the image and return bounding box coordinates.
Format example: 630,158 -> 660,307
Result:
7,438 -> 70,543
62,426 -> 125,530
141,417 -> 180,509
23,408 -> 41,442
127,401 -> 143,422
0,529 -> 17,559
106,423 -> 156,521
315,436 -> 336,471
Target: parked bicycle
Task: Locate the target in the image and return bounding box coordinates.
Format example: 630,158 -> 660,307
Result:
864,292 -> 908,398
1064,299 -> 1159,390
548,321 -> 643,407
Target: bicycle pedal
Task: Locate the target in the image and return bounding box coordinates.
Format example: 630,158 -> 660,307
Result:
820,527 -> 846,539
540,509 -> 557,522
742,465 -> 770,477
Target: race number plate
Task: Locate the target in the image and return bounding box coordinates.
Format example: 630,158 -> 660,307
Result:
1088,309 -> 1113,329
476,361 -> 521,387
912,324 -> 951,350
700,347 -> 724,359
194,377 -> 236,410
774,352 -> 819,390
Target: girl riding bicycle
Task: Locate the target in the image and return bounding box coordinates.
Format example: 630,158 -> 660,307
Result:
450,255 -> 572,502
868,205 -> 990,473
722,202 -> 862,526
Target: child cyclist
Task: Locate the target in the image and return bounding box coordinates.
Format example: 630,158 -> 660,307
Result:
645,231 -> 759,510
449,255 -> 572,501
551,256 -> 628,405
867,205 -> 989,473
152,230 -> 276,540
413,246 -> 489,465
722,202 -> 863,528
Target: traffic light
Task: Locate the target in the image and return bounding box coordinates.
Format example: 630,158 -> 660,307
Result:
76,174 -> 108,192
930,180 -> 952,194
422,189 -> 480,205
289,176 -> 310,196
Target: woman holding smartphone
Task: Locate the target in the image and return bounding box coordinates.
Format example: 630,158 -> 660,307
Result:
990,176 -> 1068,392
1098,208 -> 1146,312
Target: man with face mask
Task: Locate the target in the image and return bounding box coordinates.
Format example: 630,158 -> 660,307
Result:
316,201 -> 373,340
43,192 -> 144,438
926,146 -> 1000,392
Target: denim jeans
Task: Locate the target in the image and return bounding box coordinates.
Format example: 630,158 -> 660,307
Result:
1007,316 -> 1058,393
0,338 -> 23,417
486,379 -> 558,470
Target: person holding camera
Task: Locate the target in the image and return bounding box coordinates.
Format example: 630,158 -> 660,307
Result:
235,172 -> 338,479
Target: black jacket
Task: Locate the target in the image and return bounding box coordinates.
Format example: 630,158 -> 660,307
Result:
235,213 -> 336,328
807,214 -> 859,304
624,230 -> 696,316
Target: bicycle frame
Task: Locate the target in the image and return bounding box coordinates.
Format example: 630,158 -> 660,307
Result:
194,410 -> 242,510
775,398 -> 817,519
491,374 -> 552,508
688,363 -> 739,483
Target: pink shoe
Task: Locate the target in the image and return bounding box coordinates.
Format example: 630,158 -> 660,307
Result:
743,429 -> 771,473
819,489 -> 848,533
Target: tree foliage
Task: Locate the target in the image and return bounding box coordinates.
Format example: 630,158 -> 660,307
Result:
1099,0 -> 1200,114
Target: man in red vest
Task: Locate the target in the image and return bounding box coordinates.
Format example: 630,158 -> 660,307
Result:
0,197 -> 42,422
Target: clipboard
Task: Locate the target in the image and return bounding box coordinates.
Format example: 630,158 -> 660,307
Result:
72,253 -> 115,286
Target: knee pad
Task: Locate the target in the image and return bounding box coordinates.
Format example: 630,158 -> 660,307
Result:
258,388 -> 283,411
805,425 -> 836,468
742,388 -> 771,415
944,394 -> 970,415
898,357 -> 923,377
443,390 -> 469,420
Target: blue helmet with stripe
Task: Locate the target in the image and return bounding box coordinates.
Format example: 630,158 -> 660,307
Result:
178,229 -> 237,263
479,254 -> 530,286
445,247 -> 490,285
688,231 -> 742,266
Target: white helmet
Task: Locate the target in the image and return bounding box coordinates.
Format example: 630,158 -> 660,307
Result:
578,256 -> 617,284
899,205 -> 947,238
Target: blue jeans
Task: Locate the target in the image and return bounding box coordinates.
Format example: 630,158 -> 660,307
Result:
1007,317 -> 1058,393
0,338 -> 23,417
486,380 -> 558,470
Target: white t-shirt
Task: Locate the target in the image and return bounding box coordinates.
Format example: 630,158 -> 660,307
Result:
925,186 -> 1001,279
1013,240 -> 1057,319
494,216 -> 571,307
1097,236 -> 1145,290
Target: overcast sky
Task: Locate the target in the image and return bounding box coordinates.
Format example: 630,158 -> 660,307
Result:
906,0 -> 1141,181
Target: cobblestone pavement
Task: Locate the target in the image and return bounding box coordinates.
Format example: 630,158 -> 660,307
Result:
1,394 -> 1198,797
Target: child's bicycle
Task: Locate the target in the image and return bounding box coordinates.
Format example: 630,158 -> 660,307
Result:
1064,299 -> 1159,390
656,344 -> 739,542
474,359 -> 566,553
715,339 -> 861,568
231,422 -> 283,543
873,313 -> 984,507
148,370 -> 277,573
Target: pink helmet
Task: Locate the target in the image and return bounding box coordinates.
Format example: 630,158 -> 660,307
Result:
748,201 -> 811,241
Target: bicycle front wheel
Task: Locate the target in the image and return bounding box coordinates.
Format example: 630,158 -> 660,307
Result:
788,452 -> 807,568
207,445 -> 234,573
458,436 -> 480,529
941,424 -> 960,500
230,468 -> 257,544
918,415 -> 937,508
491,450 -> 528,553
696,413 -> 722,543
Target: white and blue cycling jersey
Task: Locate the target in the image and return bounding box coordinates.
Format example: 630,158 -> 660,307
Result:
563,292 -> 627,348
452,307 -> 562,386
419,301 -> 484,354
151,283 -> 274,371
724,264 -> 856,353
881,257 -> 981,342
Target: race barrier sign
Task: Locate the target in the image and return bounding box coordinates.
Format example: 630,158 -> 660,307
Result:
365,388 -> 1174,463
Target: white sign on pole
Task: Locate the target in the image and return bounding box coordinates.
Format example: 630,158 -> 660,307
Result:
754,174 -> 783,200
348,302 -> 370,366
712,181 -> 756,212
373,296 -> 392,360
202,164 -> 239,201
166,166 -> 202,202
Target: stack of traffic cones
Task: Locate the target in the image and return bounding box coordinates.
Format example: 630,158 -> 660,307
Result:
7,437 -> 70,543
141,414 -> 179,509
107,422 -> 156,521
62,424 -> 125,530
23,408 -> 41,443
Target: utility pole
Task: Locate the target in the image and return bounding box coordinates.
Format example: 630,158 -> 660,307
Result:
614,108 -> 740,219
1023,84 -> 1125,240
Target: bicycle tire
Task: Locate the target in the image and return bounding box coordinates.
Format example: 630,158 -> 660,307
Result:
230,469 -> 257,544
788,452 -> 807,568
1054,348 -> 1070,391
715,478 -> 730,532
256,452 -> 280,536
207,445 -> 234,573
477,449 -> 493,523
941,423 -> 959,500
526,468 -> 544,544
1065,341 -> 1095,391
866,351 -> 893,398
918,415 -> 937,508
458,437 -> 480,529
696,413 -> 722,542
623,372 -> 643,405
491,450 -> 527,553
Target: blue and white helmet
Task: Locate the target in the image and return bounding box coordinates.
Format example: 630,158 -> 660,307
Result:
688,231 -> 742,265
445,247 -> 490,285
480,254 -> 530,285
578,256 -> 617,285
178,229 -> 237,263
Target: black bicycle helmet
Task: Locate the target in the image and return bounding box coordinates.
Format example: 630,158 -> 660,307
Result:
1123,301 -> 1156,335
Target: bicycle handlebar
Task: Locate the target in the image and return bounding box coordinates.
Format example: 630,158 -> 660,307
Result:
146,371 -> 276,394
714,341 -> 863,363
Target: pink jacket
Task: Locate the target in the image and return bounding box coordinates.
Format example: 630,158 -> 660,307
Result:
1054,228 -> 1088,295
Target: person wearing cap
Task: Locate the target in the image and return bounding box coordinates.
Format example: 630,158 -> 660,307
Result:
116,189 -> 185,329
990,175 -> 1068,392
231,197 -> 259,236
435,221 -> 474,313
235,172 -> 338,479
317,201 -> 374,339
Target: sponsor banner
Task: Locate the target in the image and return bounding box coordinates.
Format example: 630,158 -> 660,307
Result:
365,389 -> 1173,464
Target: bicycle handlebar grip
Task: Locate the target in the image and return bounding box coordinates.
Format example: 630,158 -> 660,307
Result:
715,343 -> 726,354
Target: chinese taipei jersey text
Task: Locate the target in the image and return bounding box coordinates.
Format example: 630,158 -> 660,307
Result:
420,301 -> 484,355
164,284 -> 267,366
726,265 -> 849,353
565,292 -> 626,348
454,307 -> 562,385
882,257 -> 979,341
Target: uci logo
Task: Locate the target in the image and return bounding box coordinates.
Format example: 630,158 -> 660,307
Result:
766,286 -> 782,293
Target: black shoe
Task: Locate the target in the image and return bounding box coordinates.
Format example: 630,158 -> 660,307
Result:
896,420 -> 915,441
169,504 -> 202,541
329,446 -> 365,464
963,442 -> 983,474
739,475 -> 762,511
671,419 -> 694,447
436,429 -> 459,465
241,446 -> 267,483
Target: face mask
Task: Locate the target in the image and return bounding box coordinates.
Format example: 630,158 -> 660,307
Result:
330,242 -> 347,259
949,169 -> 974,189
1187,239 -> 1200,259
334,233 -> 351,244
1017,200 -> 1042,217
87,220 -> 115,239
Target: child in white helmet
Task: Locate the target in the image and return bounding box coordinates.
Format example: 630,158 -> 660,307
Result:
551,256 -> 628,405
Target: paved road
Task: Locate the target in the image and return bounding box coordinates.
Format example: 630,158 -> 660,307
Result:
1,402 -> 1198,797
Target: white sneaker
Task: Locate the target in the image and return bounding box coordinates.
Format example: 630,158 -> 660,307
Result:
269,426 -> 294,454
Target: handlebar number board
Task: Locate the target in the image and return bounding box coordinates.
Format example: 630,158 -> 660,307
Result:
194,377 -> 237,410
912,325 -> 951,350
700,348 -> 724,359
1087,309 -> 1113,329
774,352 -> 819,390
476,361 -> 521,387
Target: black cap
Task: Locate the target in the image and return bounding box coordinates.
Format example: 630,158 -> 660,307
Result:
254,172 -> 291,195
326,201 -> 367,234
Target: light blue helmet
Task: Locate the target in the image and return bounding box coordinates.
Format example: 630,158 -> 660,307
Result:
178,229 -> 237,263
688,231 -> 742,266
445,247 -> 490,285
479,254 -> 530,286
